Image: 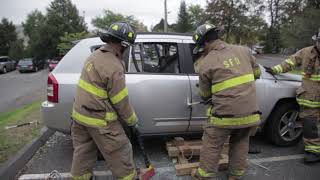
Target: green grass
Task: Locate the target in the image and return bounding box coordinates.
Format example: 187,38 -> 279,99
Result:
0,101 -> 43,164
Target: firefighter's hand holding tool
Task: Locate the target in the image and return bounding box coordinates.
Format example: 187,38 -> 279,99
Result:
264,66 -> 278,82
130,124 -> 155,180
264,66 -> 275,75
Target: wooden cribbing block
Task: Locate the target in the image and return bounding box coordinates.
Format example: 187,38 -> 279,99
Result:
167,145 -> 202,157
167,144 -> 229,158
175,155 -> 229,176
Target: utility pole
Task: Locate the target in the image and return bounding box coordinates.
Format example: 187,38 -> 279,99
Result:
164,0 -> 168,32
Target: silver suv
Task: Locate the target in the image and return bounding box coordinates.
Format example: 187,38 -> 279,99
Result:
42,33 -> 302,146
0,56 -> 16,73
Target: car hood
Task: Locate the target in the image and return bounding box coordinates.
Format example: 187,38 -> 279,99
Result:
264,72 -> 302,82
260,65 -> 302,82
275,73 -> 302,82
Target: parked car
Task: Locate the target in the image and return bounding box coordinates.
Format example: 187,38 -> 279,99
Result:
17,58 -> 45,73
49,57 -> 62,71
42,33 -> 302,146
0,56 -> 16,73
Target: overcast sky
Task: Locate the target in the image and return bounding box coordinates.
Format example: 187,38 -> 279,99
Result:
0,0 -> 206,30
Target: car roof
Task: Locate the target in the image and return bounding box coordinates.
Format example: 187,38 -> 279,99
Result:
0,56 -> 9,59
79,33 -> 194,46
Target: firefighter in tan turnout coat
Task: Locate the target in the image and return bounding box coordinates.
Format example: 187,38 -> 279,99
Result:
266,29 -> 320,163
193,24 -> 261,180
71,22 -> 138,180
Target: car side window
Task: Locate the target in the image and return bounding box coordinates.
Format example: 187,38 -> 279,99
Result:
129,43 -> 180,74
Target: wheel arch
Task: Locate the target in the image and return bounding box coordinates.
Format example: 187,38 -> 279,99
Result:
262,97 -> 299,131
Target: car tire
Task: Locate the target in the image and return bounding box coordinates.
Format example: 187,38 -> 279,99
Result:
3,67 -> 7,74
266,102 -> 302,146
35,67 -> 38,72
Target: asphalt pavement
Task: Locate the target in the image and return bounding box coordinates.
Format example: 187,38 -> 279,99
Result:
19,133 -> 320,180
0,69 -> 48,113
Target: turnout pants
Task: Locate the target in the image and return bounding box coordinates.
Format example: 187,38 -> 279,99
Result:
300,107 -> 320,154
71,120 -> 136,180
197,125 -> 256,179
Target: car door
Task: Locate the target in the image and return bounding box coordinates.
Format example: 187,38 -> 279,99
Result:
126,41 -> 191,135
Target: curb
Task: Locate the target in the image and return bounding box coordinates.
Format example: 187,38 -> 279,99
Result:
0,127 -> 55,180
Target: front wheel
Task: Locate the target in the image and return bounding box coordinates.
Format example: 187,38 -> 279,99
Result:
3,67 -> 7,73
266,102 -> 302,146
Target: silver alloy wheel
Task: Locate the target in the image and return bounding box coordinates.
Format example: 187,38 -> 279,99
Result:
278,110 -> 302,141
3,67 -> 7,73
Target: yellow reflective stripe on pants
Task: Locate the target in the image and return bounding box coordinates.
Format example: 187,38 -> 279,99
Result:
301,72 -> 320,81
229,169 -> 245,177
273,65 -> 283,74
285,58 -> 295,68
78,78 -> 108,98
305,145 -> 320,153
72,110 -> 117,127
297,98 -> 320,108
197,167 -> 216,177
118,170 -> 136,180
110,87 -> 129,104
127,112 -> 138,125
72,172 -> 92,180
211,74 -> 254,93
209,114 -> 260,126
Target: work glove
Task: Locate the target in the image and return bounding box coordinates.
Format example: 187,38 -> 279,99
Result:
264,66 -> 275,75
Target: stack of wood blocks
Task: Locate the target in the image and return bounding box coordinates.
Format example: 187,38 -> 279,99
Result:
165,137 -> 229,176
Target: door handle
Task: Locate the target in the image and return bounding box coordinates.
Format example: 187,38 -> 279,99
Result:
187,97 -> 203,107
187,97 -> 212,107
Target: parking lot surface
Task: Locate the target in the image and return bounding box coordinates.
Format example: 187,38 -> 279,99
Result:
0,69 -> 47,113
19,133 -> 320,180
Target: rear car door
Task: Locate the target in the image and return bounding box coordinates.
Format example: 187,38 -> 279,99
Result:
126,40 -> 191,135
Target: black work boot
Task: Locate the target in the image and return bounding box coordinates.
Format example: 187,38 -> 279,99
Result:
248,144 -> 261,154
304,152 -> 320,163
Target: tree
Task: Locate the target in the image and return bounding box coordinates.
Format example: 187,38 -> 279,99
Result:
281,1 -> 320,49
152,19 -> 176,32
188,4 -> 207,30
9,39 -> 25,61
22,10 -> 46,58
175,1 -> 192,33
0,18 -> 17,55
40,0 -> 87,58
57,31 -> 88,55
92,10 -> 148,32
206,0 -> 248,42
23,10 -> 46,39
264,0 -> 286,53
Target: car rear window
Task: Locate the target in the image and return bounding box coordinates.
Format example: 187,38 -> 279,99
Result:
18,59 -> 33,65
0,58 -> 8,62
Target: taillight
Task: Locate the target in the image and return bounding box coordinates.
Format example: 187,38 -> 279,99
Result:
47,73 -> 59,103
